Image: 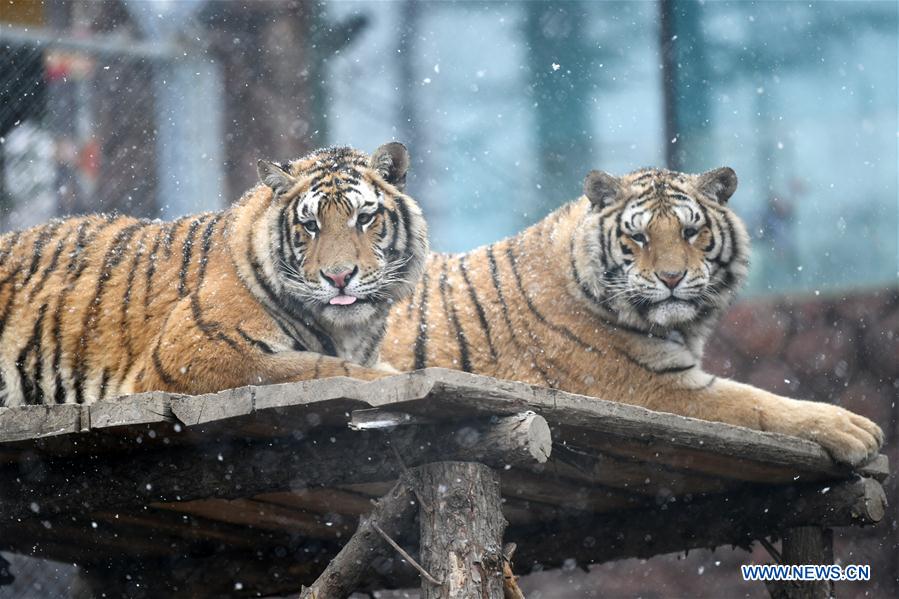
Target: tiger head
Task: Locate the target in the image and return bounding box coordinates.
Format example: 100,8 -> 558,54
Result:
572,167 -> 750,332
256,143 -> 428,329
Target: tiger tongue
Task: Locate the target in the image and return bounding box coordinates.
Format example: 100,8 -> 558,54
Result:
329,294 -> 357,306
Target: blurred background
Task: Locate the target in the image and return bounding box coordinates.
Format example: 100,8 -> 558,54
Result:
1,0 -> 896,598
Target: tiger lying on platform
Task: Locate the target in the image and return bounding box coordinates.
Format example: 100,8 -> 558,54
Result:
384,166 -> 883,465
0,143 -> 427,406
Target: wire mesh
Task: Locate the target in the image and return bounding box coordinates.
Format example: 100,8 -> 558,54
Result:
1,36 -> 164,232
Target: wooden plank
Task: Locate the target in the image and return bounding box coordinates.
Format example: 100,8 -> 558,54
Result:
0,404 -> 83,443
89,392 -> 174,430
406,369 -> 856,479
509,477 -> 887,570
254,488 -> 376,517
94,509 -> 286,549
1,415 -> 552,523
0,369 -> 886,488
2,515 -> 198,559
544,442 -> 735,496
157,498 -> 353,539
501,469 -> 649,514
170,386 -> 254,427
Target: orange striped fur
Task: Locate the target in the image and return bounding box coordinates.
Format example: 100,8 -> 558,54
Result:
0,143 -> 427,406
384,167 -> 883,465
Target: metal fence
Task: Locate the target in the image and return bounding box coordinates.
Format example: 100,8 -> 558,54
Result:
0,20 -> 225,597
0,23 -> 224,232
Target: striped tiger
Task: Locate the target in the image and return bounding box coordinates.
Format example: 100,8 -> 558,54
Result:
0,143 -> 427,406
384,167 -> 883,465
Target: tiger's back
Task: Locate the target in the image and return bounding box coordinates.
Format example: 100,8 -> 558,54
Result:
384,166 -> 884,466
0,212 -> 228,405
1,142 -> 428,407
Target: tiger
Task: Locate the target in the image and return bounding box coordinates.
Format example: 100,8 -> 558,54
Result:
0,142 -> 428,407
383,166 -> 883,466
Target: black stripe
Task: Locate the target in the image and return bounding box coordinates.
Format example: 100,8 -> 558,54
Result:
505,244 -> 594,352
359,320 -> 388,366
391,197 -> 415,277
196,215 -> 222,283
569,235 -> 604,306
98,368 -> 111,401
438,258 -> 471,372
236,326 -> 275,354
74,223 -> 143,403
617,348 -> 695,375
485,245 -> 554,387
151,343 -> 177,387
29,226 -> 76,300
0,231 -> 22,264
16,304 -> 48,405
163,218 -> 183,258
120,227 -> 149,368
384,204 -> 401,258
30,304 -> 48,405
190,294 -> 241,351
243,217 -> 334,355
458,255 -> 497,361
23,222 -> 63,285
178,216 -> 207,298
65,220 -> 92,273
412,268 -> 430,370
144,226 -> 165,318
191,215 -> 241,351
0,268 -> 23,343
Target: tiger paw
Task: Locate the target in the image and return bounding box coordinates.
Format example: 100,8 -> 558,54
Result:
786,401 -> 884,466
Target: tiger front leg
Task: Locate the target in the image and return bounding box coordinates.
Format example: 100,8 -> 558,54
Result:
670,377 -> 884,466
254,351 -> 395,384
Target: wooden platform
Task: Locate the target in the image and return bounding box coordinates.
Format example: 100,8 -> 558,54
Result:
0,368 -> 889,597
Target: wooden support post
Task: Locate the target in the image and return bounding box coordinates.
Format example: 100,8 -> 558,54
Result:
296,414 -> 548,598
414,462 -> 506,599
766,527 -> 835,599
299,477 -> 417,599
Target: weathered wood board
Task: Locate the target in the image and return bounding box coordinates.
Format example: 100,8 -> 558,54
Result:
0,368 -> 889,598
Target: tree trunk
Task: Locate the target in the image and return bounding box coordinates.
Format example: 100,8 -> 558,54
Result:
414,462 -> 506,599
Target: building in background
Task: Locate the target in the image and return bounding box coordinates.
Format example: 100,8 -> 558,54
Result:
1,1 -> 897,598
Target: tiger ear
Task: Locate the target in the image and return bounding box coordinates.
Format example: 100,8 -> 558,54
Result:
584,170 -> 621,208
370,142 -> 410,191
257,159 -> 296,196
697,167 -> 738,204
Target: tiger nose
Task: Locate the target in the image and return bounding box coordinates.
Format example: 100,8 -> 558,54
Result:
322,266 -> 358,289
657,270 -> 685,289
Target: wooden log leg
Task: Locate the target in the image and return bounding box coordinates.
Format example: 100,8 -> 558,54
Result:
766,527 -> 835,599
413,461 -> 506,599
300,476 -> 418,599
